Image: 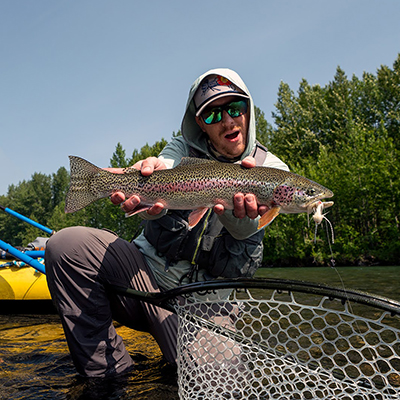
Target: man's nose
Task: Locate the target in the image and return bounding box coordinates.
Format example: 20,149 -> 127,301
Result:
221,110 -> 235,125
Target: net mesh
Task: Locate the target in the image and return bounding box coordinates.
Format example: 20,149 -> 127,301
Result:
173,287 -> 400,399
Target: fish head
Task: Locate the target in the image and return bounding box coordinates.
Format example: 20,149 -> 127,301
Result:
273,175 -> 334,214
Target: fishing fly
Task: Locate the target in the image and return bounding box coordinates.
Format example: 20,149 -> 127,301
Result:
308,200 -> 335,242
307,200 -> 336,267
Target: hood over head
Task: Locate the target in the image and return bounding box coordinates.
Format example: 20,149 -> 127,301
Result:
181,68 -> 257,161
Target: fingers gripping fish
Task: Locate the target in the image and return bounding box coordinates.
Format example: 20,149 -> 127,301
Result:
65,156 -> 334,230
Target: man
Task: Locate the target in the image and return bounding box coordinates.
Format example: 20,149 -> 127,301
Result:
45,68 -> 289,377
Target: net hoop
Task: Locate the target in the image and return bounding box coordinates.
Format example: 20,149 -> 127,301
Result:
109,278 -> 400,399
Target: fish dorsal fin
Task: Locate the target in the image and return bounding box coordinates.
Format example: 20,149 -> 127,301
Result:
177,157 -> 215,167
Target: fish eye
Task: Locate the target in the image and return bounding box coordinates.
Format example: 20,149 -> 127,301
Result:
305,188 -> 316,196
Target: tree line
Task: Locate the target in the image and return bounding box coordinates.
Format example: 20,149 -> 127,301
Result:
1,55 -> 399,267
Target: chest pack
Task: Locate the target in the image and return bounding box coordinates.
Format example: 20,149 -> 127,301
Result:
143,143 -> 269,280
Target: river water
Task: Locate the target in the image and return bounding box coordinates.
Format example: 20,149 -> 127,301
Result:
0,266 -> 399,399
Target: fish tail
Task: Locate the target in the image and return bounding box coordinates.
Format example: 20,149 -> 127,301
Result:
65,156 -> 108,213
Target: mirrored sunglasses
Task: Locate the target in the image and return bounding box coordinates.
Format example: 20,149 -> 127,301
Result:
200,99 -> 248,125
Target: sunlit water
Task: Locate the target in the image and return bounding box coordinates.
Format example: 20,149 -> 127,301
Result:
0,318 -> 178,399
0,266 -> 398,399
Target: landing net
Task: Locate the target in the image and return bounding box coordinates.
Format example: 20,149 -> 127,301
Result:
173,285 -> 400,399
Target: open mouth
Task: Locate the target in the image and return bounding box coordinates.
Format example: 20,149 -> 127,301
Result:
225,131 -> 239,140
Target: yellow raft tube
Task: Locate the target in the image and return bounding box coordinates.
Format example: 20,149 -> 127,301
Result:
0,260 -> 51,300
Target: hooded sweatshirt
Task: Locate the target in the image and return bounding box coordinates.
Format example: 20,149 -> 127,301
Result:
134,68 -> 288,290
160,68 -> 288,168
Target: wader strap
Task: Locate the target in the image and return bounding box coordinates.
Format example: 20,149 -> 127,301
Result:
251,141 -> 268,166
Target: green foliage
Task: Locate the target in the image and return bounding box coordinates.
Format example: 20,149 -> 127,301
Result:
0,168 -> 78,246
128,139 -> 168,165
255,106 -> 274,148
61,139 -> 171,242
1,55 -> 399,267
263,53 -> 400,266
51,167 -> 69,207
110,142 -> 128,168
0,139 -> 170,246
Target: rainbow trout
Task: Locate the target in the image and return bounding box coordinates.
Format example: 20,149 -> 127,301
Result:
65,156 -> 334,229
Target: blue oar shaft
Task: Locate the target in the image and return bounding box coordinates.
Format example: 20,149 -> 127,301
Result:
1,250 -> 45,259
24,250 -> 46,258
0,205 -> 54,236
0,239 -> 46,274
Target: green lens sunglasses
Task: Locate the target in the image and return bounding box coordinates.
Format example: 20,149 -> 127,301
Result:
201,99 -> 248,125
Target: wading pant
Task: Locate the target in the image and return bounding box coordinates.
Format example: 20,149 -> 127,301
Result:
45,226 -> 178,377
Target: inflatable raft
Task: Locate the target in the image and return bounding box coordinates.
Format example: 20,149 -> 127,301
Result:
0,206 -> 55,312
0,260 -> 54,313
0,260 -> 50,300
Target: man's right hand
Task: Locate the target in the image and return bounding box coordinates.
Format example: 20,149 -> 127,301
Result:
108,157 -> 167,216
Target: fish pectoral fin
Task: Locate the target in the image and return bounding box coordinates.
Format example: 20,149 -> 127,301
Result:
258,206 -> 281,229
188,207 -> 209,228
124,204 -> 152,217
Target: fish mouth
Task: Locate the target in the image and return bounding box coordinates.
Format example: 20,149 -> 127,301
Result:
305,199 -> 334,214
302,190 -> 334,210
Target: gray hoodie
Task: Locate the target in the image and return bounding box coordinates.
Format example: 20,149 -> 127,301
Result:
159,68 -> 288,168
134,68 -> 288,291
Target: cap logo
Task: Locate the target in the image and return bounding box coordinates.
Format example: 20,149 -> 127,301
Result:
199,75 -> 237,98
194,73 -> 248,116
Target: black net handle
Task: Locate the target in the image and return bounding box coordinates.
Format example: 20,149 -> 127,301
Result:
108,277 -> 400,316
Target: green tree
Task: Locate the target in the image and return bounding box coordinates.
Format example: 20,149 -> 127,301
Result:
264,53 -> 400,266
128,139 -> 168,165
110,142 -> 129,168
376,56 -> 400,149
2,55 -> 399,266
255,106 -> 274,148
52,167 -> 69,208
1,173 -> 52,245
62,139 -> 171,241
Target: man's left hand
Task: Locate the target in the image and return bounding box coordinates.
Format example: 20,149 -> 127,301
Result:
213,156 -> 269,219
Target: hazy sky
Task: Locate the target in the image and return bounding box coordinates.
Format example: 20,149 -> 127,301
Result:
1,0 -> 399,196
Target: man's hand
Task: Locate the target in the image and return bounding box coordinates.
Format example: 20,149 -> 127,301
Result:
213,156 -> 269,219
107,157 -> 167,215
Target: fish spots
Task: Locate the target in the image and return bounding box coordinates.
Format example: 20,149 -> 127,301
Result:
65,156 -> 334,217
273,185 -> 295,205
139,178 -> 240,195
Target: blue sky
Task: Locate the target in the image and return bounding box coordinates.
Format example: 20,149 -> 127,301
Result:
1,0 -> 399,196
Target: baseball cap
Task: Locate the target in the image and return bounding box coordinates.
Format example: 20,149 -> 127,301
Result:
194,74 -> 249,116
